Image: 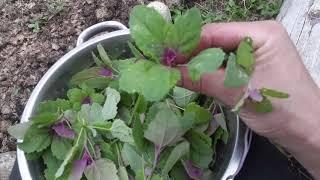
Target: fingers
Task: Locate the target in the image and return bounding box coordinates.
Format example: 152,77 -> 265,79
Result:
197,21 -> 275,52
177,66 -> 245,106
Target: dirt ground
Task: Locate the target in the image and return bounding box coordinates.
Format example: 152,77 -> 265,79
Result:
0,0 -> 155,153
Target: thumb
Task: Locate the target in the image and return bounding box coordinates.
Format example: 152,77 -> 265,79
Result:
176,66 -> 246,107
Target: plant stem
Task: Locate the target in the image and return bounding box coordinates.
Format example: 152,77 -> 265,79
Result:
147,145 -> 161,180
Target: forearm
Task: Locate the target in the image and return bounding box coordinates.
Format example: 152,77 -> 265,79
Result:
270,92 -> 320,179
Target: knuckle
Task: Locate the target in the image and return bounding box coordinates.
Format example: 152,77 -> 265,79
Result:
266,20 -> 288,35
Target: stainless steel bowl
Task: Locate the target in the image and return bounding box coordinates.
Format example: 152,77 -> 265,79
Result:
17,21 -> 251,180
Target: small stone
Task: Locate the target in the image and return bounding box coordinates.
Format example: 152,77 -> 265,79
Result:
51,43 -> 60,50
1,105 -> 11,115
95,8 -> 109,19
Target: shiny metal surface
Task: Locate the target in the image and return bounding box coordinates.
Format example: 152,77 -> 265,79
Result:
17,21 -> 251,180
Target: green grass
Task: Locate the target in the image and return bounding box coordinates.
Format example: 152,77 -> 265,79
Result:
171,0 -> 282,24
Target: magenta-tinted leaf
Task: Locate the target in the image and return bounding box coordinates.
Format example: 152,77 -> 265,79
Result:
81,96 -> 93,105
99,68 -> 113,77
69,151 -> 92,180
52,122 -> 75,139
206,119 -> 219,136
182,160 -> 203,180
70,159 -> 87,180
162,48 -> 177,66
248,88 -> 263,102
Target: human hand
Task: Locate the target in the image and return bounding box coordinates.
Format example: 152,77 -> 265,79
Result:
177,21 -> 320,178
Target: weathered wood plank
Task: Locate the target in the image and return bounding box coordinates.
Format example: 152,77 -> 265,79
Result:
277,0 -> 320,87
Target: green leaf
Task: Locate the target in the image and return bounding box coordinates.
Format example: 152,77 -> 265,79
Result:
18,126 -> 52,153
102,87 -> 121,120
172,87 -> 198,108
70,67 -> 111,89
135,170 -> 145,180
162,141 -> 190,175
166,8 -> 202,55
185,102 -> 212,125
121,143 -> 144,174
252,96 -> 273,113
43,150 -> 63,180
133,94 -> 148,114
110,119 -> 134,144
144,108 -> 184,148
214,113 -> 227,132
118,107 -> 132,124
133,115 -> 146,152
78,103 -> 104,123
260,88 -> 289,99
84,158 -> 119,180
128,42 -> 144,59
100,142 -> 117,163
236,37 -> 255,75
188,48 -> 225,82
224,53 -> 249,88
119,60 -> 181,101
7,122 -> 32,140
129,5 -> 169,61
37,99 -> 71,114
92,52 -> 104,67
97,44 -> 114,69
55,127 -> 85,178
91,93 -> 105,105
186,130 -> 213,168
67,88 -> 87,103
51,136 -> 72,160
25,151 -> 42,160
118,166 -> 129,180
170,162 -> 189,180
31,112 -> 59,128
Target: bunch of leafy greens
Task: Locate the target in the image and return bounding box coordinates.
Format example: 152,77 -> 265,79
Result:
8,5 -> 289,180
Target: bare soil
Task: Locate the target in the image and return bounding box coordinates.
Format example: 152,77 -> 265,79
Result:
0,0 -> 152,153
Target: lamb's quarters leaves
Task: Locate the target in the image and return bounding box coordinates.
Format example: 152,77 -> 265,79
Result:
119,60 -> 181,101
55,127 -> 85,178
185,102 -> 212,125
90,93 -> 105,105
162,141 -> 190,175
165,8 -> 202,55
92,52 -> 104,67
133,115 -> 146,152
252,96 -> 273,113
84,158 -> 119,180
102,87 -> 121,120
128,41 -> 144,59
97,44 -> 114,69
135,170 -> 145,180
118,107 -> 132,124
129,5 -> 169,61
51,136 -> 72,160
18,126 -> 52,153
31,112 -> 59,128
213,127 -> 229,146
224,53 -> 249,88
170,162 -> 189,180
37,99 -> 71,114
236,37 -> 255,75
118,166 -> 129,180
172,87 -> 198,108
67,88 -> 87,103
186,130 -> 213,168
145,102 -> 168,124
7,122 -> 32,140
151,174 -> 163,180
43,150 -> 63,180
214,113 -> 228,132
78,103 -> 104,123
25,151 -> 42,160
113,59 -> 135,73
70,67 -> 111,89
121,143 -> 144,174
100,142 -> 117,163
90,121 -> 112,132
260,88 -> 289,99
188,48 -> 225,82
181,160 -> 204,180
144,108 -> 184,148
133,94 -> 148,114
110,119 -> 134,144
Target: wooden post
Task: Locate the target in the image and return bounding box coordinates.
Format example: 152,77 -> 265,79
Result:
277,0 -> 320,87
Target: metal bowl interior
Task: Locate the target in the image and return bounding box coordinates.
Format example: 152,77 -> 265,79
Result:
18,29 -> 248,180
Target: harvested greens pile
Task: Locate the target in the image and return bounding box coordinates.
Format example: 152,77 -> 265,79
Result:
8,4 -> 289,180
